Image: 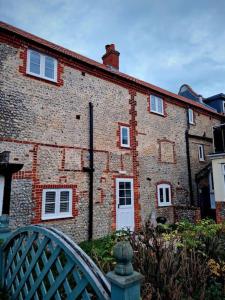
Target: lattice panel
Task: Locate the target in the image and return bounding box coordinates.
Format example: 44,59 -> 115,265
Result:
1,226 -> 110,300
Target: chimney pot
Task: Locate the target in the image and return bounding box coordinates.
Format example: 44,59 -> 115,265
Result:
102,44 -> 120,70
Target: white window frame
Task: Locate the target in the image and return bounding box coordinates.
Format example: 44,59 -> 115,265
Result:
157,183 -> 172,207
150,95 -> 164,115
27,49 -> 58,82
223,101 -> 225,113
188,108 -> 194,124
42,188 -> 72,220
198,144 -> 205,161
120,126 -> 130,148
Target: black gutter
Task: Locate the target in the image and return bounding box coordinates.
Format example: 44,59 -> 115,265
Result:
83,102 -> 94,241
89,102 -> 94,241
185,111 -> 194,206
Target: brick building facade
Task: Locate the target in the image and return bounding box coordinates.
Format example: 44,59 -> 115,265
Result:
0,22 -> 224,242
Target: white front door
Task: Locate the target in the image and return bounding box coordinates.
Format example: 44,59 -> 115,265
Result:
116,178 -> 134,231
0,176 -> 5,216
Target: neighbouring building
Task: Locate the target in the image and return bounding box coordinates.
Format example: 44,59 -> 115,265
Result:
0,22 -> 224,242
209,124 -> 225,222
179,84 -> 225,220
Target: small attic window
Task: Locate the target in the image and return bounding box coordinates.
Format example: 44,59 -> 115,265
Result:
27,49 -> 57,82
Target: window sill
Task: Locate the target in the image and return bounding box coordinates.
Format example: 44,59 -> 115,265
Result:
25,73 -> 59,85
120,145 -> 131,149
157,204 -> 172,207
150,110 -> 165,117
42,214 -> 73,221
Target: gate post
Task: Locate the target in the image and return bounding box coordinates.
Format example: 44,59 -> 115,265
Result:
107,241 -> 143,300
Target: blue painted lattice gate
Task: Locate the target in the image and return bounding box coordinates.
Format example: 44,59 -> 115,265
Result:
0,225 -> 111,299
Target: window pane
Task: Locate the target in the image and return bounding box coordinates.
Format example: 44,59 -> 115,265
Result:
45,56 -> 54,69
45,67 -> 54,79
126,197 -> 131,205
159,188 -> 164,202
30,51 -> 41,75
122,128 -> 128,145
122,136 -> 128,145
119,190 -> 125,197
157,98 -> 163,114
30,51 -> 40,64
126,190 -> 131,197
150,95 -> 156,111
165,188 -> 170,202
125,182 -> 131,189
119,182 -> 125,189
60,191 -> 70,212
122,127 -> 128,138
189,109 -> 193,123
45,57 -> 55,79
60,201 -> 69,212
119,197 -> 125,205
45,191 -> 55,214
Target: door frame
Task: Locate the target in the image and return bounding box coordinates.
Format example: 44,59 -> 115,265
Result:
115,177 -> 134,231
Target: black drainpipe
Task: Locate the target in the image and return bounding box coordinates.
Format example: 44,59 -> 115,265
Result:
185,109 -> 194,206
83,102 -> 94,240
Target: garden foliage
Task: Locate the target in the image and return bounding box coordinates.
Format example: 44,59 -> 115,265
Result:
80,219 -> 225,300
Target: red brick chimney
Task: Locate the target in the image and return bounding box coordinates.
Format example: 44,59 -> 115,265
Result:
102,44 -> 120,70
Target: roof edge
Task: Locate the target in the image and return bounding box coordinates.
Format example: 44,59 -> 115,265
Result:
0,21 -> 224,119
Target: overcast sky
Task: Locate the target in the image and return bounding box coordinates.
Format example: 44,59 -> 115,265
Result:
1,0 -> 225,97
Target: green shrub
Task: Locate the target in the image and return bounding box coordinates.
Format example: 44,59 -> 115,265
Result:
80,231 -> 128,273
80,220 -> 225,299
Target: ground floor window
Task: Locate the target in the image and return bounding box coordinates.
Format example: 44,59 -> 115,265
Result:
42,188 -> 72,220
157,183 -> 171,207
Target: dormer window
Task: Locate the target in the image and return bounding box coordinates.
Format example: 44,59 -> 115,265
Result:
150,95 -> 164,115
188,108 -> 194,124
27,49 -> 57,82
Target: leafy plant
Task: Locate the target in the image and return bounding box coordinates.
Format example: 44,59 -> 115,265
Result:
80,220 -> 225,299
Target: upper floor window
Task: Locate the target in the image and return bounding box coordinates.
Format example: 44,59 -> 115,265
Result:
27,49 -> 57,82
150,95 -> 164,115
198,144 -> 205,161
120,126 -> 130,148
188,108 -> 194,124
42,188 -> 72,220
157,183 -> 171,207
